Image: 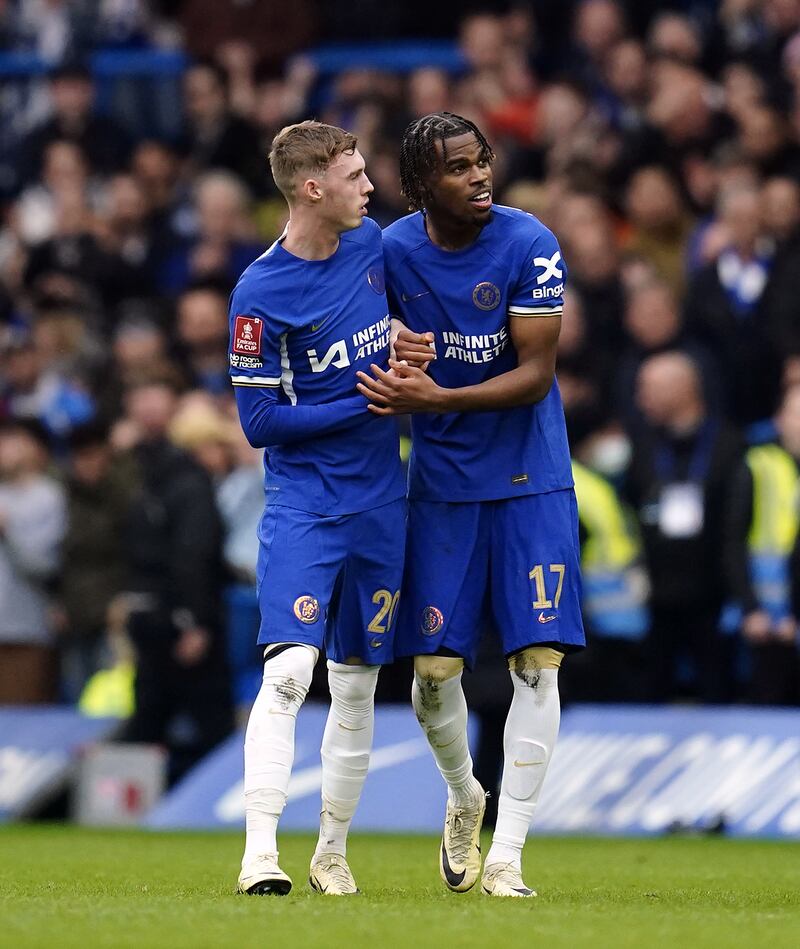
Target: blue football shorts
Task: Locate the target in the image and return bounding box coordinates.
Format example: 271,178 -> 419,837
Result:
396,489 -> 586,668
255,497 -> 406,665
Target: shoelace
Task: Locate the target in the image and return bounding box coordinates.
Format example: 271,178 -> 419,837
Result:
484,862 -> 522,886
316,855 -> 353,888
446,806 -> 480,864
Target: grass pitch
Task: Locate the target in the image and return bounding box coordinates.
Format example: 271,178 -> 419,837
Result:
1,827 -> 798,949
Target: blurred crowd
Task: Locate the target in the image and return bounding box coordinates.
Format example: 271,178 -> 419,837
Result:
2,0 -> 800,777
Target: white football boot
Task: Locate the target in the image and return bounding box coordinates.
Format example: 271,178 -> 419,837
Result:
237,853 -> 292,896
309,853 -> 360,895
439,787 -> 486,893
480,862 -> 537,898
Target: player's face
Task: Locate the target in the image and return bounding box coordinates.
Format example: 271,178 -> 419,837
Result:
425,132 -> 493,228
318,148 -> 374,233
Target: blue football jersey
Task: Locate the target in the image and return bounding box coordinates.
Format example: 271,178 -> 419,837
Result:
383,205 -> 573,503
229,216 -> 405,515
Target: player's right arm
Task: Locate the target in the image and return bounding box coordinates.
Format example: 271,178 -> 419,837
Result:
229,283 -> 367,448
234,386 -> 368,448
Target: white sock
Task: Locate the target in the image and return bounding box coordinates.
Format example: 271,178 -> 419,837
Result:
242,644 -> 318,865
486,666 -> 560,869
315,661 -> 380,858
412,669 -> 483,807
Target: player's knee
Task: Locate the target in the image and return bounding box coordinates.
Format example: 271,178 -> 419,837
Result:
261,643 -> 318,709
507,646 -> 563,689
414,654 -> 464,684
412,655 -> 463,724
328,660 -> 379,707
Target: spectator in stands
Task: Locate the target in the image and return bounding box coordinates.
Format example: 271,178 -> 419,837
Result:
623,165 -> 693,296
735,103 -> 800,180
94,173 -> 161,302
59,421 -> 135,701
118,376 -> 233,782
12,139 -> 100,247
95,315 -> 174,423
181,60 -> 264,196
178,0 -> 315,71
169,395 -> 263,710
174,283 -> 232,396
725,383 -> 800,704
616,278 -> 722,433
571,0 -> 628,86
0,421 -> 66,704
600,39 -> 648,134
685,183 -> 786,430
563,451 -> 650,704
0,327 -> 95,445
556,287 -> 613,448
561,209 -> 625,353
130,140 -> 185,243
761,176 -> 800,245
647,11 -> 703,66
157,171 -> 262,294
625,351 -> 743,703
16,63 -> 130,192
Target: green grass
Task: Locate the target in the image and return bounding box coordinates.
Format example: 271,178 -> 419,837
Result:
1,827 -> 799,949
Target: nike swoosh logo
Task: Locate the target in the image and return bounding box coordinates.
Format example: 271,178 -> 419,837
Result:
440,840 -> 466,888
401,290 -> 431,302
513,760 -> 537,768
311,316 -> 331,332
537,614 -> 557,624
338,722 -> 367,731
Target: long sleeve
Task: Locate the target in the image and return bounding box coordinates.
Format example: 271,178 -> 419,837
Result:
234,384 -> 369,448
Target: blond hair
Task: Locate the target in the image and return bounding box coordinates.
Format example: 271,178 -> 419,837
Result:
269,120 -> 357,199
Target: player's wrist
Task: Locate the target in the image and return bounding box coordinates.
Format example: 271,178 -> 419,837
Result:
431,384 -> 457,413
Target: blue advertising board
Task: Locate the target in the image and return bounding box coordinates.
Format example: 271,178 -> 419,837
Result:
146,704 -> 800,838
0,707 -> 118,821
146,704 -> 452,832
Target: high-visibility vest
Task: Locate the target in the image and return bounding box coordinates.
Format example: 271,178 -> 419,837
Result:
78,662 -> 135,719
572,461 -> 649,640
745,443 -> 799,619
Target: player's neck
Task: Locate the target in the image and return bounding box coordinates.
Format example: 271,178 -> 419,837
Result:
281,212 -> 340,261
424,212 -> 483,251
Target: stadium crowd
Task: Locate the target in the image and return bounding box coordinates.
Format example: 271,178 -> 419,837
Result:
2,0 -> 800,776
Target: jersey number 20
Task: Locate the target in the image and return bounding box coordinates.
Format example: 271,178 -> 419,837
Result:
368,589 -> 400,633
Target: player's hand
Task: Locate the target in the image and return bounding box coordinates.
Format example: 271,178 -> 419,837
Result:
356,360 -> 447,415
742,609 -> 771,643
394,329 -> 436,372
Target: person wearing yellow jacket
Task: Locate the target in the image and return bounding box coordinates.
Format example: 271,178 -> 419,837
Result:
723,384 -> 800,704
565,460 -> 650,702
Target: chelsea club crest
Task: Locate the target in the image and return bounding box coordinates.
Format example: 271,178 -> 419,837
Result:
368,268 -> 386,294
421,605 -> 444,635
293,595 -> 320,624
472,282 -> 501,310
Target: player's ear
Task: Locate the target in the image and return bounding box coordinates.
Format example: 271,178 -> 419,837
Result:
301,176 -> 323,203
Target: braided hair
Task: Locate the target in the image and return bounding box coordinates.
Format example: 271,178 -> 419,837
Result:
399,112 -> 495,212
